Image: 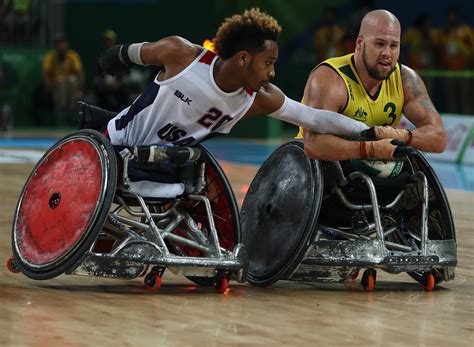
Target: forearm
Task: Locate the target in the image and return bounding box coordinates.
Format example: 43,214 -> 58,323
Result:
373,124 -> 446,153
268,96 -> 368,138
304,129 -> 414,161
303,130 -> 359,161
408,125 -> 446,153
100,43 -> 147,76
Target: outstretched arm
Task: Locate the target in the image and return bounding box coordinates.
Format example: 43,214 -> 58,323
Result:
247,82 -> 368,139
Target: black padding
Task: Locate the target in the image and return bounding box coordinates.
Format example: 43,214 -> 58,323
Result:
241,141 -> 323,286
100,44 -> 131,76
78,102 -> 117,131
127,160 -> 181,184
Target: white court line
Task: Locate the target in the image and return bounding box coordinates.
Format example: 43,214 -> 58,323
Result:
0,149 -> 45,164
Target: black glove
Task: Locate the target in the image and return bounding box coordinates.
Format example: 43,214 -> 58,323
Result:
100,44 -> 131,76
391,139 -> 417,159
359,127 -> 376,141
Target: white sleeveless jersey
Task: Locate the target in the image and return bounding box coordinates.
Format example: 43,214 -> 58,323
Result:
107,49 -> 256,147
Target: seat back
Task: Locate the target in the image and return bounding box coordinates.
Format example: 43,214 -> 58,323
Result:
78,101 -> 118,131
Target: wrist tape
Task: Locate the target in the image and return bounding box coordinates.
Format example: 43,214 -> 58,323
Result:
127,42 -> 148,65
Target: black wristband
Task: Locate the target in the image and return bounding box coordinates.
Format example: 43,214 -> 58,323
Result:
119,44 -> 132,66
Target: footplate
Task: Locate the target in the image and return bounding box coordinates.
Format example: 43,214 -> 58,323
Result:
67,241 -> 247,281
286,239 -> 457,281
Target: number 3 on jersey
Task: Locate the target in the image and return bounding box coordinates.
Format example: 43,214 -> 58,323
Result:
383,102 -> 397,126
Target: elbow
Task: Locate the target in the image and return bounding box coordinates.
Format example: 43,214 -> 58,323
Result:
302,129 -> 324,160
303,144 -> 319,159
303,141 -> 328,160
435,132 -> 447,153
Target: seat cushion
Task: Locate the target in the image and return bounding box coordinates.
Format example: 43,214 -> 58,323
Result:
127,180 -> 185,199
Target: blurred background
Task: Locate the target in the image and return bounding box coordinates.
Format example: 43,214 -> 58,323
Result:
0,0 -> 473,164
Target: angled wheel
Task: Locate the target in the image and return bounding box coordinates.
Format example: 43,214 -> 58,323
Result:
179,145 -> 241,286
241,141 -> 324,286
11,130 -> 117,280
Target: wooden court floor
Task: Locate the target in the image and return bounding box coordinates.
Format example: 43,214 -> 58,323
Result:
0,161 -> 473,346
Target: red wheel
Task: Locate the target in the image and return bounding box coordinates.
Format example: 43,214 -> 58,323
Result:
424,273 -> 435,292
11,130 -> 117,280
176,146 -> 241,287
6,256 -> 20,273
361,269 -> 376,292
144,273 -> 162,291
215,277 -> 229,294
364,274 -> 375,292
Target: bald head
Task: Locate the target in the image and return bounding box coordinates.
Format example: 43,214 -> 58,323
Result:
359,10 -> 401,38
354,10 -> 401,81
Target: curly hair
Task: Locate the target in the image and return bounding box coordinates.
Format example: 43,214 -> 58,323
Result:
214,8 -> 282,59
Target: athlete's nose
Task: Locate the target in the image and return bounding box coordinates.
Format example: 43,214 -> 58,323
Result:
268,69 -> 275,79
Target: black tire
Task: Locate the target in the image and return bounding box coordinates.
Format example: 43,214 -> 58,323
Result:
241,141 -> 324,286
12,130 -> 117,280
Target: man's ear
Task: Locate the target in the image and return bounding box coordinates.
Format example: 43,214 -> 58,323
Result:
237,51 -> 248,67
356,35 -> 364,51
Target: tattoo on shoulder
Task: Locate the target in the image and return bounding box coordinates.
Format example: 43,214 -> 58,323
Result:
401,66 -> 437,113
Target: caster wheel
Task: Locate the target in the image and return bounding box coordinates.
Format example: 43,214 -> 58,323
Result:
423,272 -> 435,292
361,269 -> 377,292
215,276 -> 229,294
144,273 -> 162,291
6,256 -> 20,273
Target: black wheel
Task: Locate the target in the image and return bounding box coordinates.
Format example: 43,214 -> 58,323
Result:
12,130 -> 117,280
177,145 -> 241,286
390,151 -> 455,284
241,141 -> 324,286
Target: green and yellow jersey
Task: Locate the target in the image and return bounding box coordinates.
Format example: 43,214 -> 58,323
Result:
296,53 -> 404,138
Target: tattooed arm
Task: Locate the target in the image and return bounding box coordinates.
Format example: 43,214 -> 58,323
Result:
401,65 -> 446,152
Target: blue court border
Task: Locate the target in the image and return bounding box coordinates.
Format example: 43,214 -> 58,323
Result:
1,137 -> 472,192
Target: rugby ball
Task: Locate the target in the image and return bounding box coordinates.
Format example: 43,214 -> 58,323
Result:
350,159 -> 403,178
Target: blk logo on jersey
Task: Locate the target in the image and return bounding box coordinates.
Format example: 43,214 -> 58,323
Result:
174,90 -> 192,105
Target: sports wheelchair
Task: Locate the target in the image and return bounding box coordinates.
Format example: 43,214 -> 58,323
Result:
8,109 -> 247,293
241,141 -> 457,291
